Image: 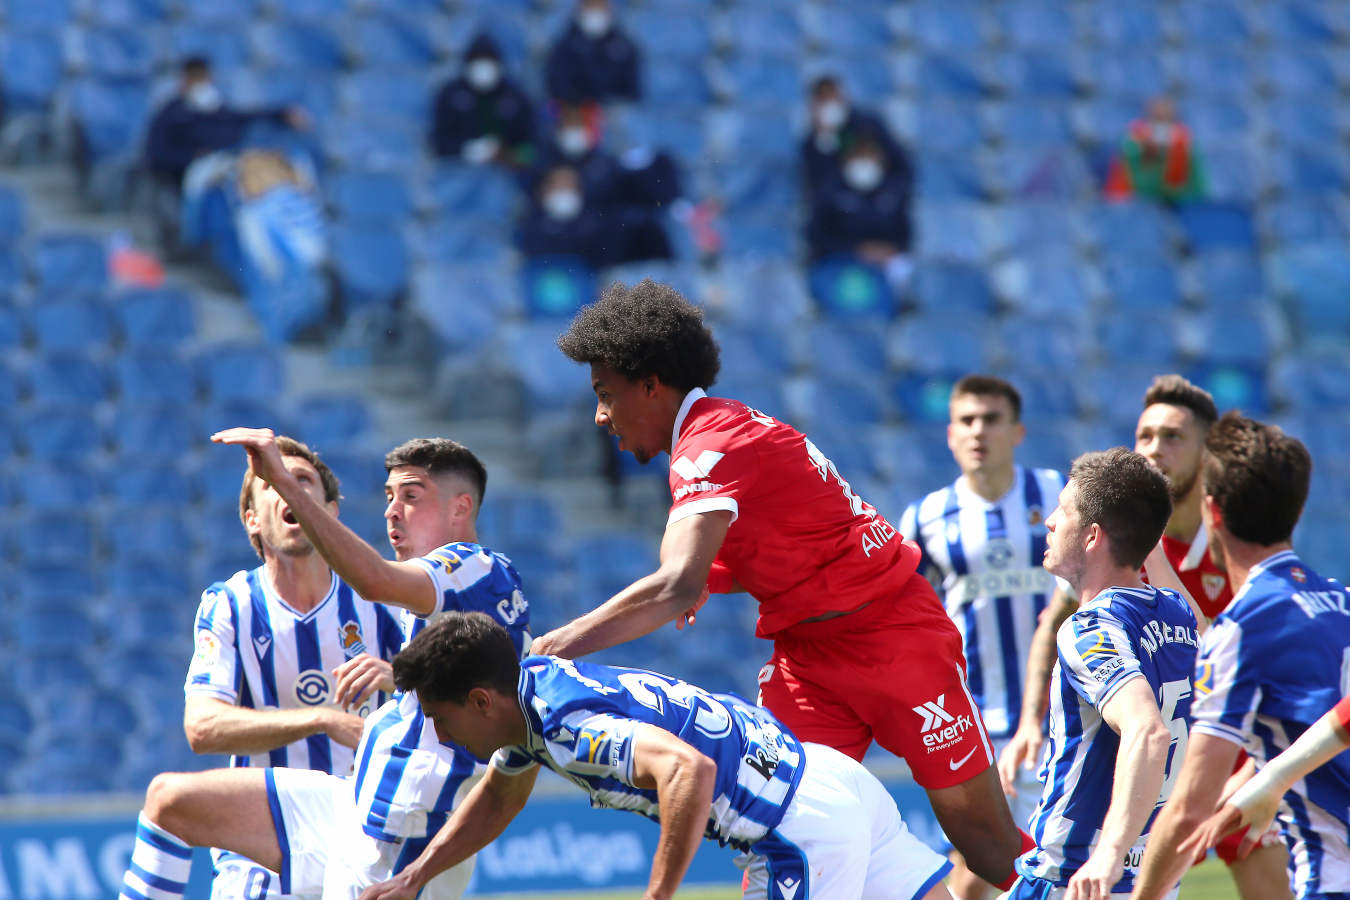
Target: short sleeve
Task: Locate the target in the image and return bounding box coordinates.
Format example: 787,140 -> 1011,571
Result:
1056,605 -> 1143,712
1189,618 -> 1262,747
668,428 -> 753,526
184,587 -> 239,703
540,712 -> 642,786
489,745 -> 540,777
410,545 -> 500,615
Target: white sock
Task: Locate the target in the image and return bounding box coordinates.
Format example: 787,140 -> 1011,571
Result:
119,812 -> 193,900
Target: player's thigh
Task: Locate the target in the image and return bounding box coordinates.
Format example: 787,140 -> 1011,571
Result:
266,768 -> 343,897
757,645 -> 872,762
147,768 -> 280,870
320,827 -> 474,900
852,753 -> 952,900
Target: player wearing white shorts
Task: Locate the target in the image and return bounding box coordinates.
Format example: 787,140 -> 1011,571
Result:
119,436 -> 404,900
120,435 -> 529,900
899,376 -> 1072,900
356,612 -> 953,900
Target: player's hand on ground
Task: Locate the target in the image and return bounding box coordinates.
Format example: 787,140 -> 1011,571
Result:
675,587 -> 710,630
358,873 -> 421,900
997,724 -> 1042,796
333,654 -> 395,710
1064,849 -> 1122,900
322,708 -> 368,749
211,427 -> 292,487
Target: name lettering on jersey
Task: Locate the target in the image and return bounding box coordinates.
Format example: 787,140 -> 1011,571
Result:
914,694 -> 975,751
1292,590 -> 1350,619
1137,619 -> 1199,660
860,517 -> 897,557
743,743 -> 780,781
252,633 -> 272,660
671,450 -> 725,481
672,480 -> 724,501
339,620 -> 367,656
294,670 -> 331,705
496,589 -> 528,625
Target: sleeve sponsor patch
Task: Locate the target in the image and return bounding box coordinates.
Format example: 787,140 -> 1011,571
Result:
192,630 -> 221,668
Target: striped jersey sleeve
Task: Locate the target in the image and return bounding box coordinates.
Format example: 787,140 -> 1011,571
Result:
1057,604 -> 1143,712
1188,617 -> 1259,747
185,581 -> 242,704
404,542 -> 530,654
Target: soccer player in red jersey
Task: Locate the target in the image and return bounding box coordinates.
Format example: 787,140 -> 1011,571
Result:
1000,375 -> 1290,900
531,280 -> 1030,888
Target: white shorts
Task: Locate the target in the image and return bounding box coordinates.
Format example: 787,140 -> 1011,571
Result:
1001,876 -> 1178,900
265,768 -> 474,900
739,742 -> 952,900
210,852 -> 307,900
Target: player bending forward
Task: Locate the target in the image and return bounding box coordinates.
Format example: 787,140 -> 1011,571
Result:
361,611 -> 955,900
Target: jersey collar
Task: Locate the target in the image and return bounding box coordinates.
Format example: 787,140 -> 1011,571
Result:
1246,548 -> 1299,582
671,387 -> 708,449
1177,520 -> 1209,572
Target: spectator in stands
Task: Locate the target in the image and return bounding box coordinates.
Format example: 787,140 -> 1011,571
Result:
145,57 -> 309,192
1104,96 -> 1206,204
430,33 -> 537,169
807,136 -> 915,287
545,0 -> 642,106
530,103 -> 622,208
801,75 -> 907,203
517,165 -> 614,270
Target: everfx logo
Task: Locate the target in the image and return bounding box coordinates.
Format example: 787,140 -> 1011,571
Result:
914,694 -> 975,750
912,694 -> 955,732
671,450 -> 725,481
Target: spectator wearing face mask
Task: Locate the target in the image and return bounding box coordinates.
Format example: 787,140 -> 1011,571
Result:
530,103 -> 622,208
517,165 -> 614,270
545,0 -> 642,106
145,57 -> 310,192
431,33 -> 538,167
1104,96 -> 1206,204
807,137 -> 915,287
801,75 -> 907,204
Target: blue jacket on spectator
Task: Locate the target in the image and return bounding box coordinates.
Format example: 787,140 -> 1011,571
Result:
807,148 -> 914,260
545,7 -> 641,104
146,97 -> 289,188
431,33 -> 538,166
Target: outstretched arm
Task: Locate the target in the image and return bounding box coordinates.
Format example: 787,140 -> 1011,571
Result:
358,764 -> 539,900
630,725 -> 718,900
1066,677 -> 1172,900
999,589 -> 1077,793
531,510 -> 732,658
212,428 -> 437,615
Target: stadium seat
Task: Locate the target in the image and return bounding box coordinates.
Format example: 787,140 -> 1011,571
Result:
0,358 -> 21,407
115,286 -> 196,348
998,2 -> 1073,48
1270,340 -> 1350,411
67,26 -> 156,79
1262,49 -> 1338,98
712,56 -> 799,107
13,462 -> 91,510
1271,145 -> 1348,195
987,145 -> 1090,202
103,508 -> 195,562
893,371 -> 964,424
105,461 -> 195,505
250,20 -> 344,71
1085,53 -> 1165,101
1184,99 -> 1252,145
909,260 -> 995,316
421,164 -> 518,219
906,3 -> 987,51
1091,4 -> 1165,45
721,6 -> 803,56
339,69 -> 430,122
706,108 -> 797,165
168,24 -> 250,69
330,223 -> 410,311
115,352 -> 199,405
27,296 -> 113,352
1095,309 -> 1181,368
28,231 -> 107,291
1258,2 -> 1340,43
28,352 -> 112,405
108,556 -> 192,599
1087,202 -> 1175,258
329,169 -> 413,225
289,392 -> 372,450
990,101 -> 1076,146
710,159 -> 798,219
1101,257 -> 1182,310
17,564 -> 96,601
809,55 -> 893,100
719,213 -> 796,260
1177,201 -> 1257,252
990,53 -> 1078,101
889,313 -> 994,377
114,405 -> 198,458
808,256 -> 897,319
992,248 -> 1093,317
1267,243 -> 1350,335
1186,362 -> 1270,416
67,76 -> 152,165
179,0 -> 259,23
501,322 -> 594,411
636,57 -> 713,107
1259,198 -> 1347,247
988,203 -> 1082,258
801,321 -> 887,379
277,0 -> 356,19
198,342 -> 285,404
1177,3 -> 1252,44
412,214 -> 509,266
910,101 -> 984,153
791,374 -> 890,434
324,113 -> 421,170
520,256 -> 597,319
572,533 -> 658,599
606,106 -> 706,161
913,203 -> 988,263
0,31 -> 64,113
1188,249 -> 1265,305
629,10 -> 712,59
915,149 -> 987,202
1202,143 -> 1264,203
0,185 -> 26,243
14,512 -> 94,566
1185,307 -> 1279,367
478,491 -> 563,548
997,316 -> 1091,372
345,11 -> 439,67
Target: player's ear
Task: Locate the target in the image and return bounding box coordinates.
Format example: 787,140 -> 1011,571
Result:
1013,420 -> 1026,445
1202,494 -> 1223,531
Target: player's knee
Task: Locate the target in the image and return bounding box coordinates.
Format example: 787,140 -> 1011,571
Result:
144,773 -> 195,837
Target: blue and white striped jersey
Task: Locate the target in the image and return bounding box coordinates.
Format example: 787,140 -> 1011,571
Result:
351,542 -> 530,841
899,466 -> 1067,737
185,567 -> 404,773
1021,586 -> 1198,892
492,656 -> 805,852
1191,551 -> 1350,897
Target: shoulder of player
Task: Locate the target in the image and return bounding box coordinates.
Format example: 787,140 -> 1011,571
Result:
420,541 -> 509,572
198,569 -> 254,610
679,396 -> 771,442
907,482 -> 962,530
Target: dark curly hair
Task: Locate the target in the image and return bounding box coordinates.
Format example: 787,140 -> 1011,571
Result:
556,279 -> 720,392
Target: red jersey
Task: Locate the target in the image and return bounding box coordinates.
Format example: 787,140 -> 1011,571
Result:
1160,521 -> 1232,620
668,390 -> 923,637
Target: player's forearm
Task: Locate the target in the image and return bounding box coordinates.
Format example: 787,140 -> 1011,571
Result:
399,769 -> 534,891
536,570 -> 701,658
183,701 -> 333,755
1095,720 -> 1170,865
1018,597 -> 1074,728
644,754 -> 716,900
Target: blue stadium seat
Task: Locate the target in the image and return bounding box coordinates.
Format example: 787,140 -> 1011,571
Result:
572,533 -> 658,599
0,31 -> 64,113
521,256 -> 597,319
993,249 -> 1092,317
1079,364 -> 1166,427
0,184 -> 25,244
1262,50 -> 1337,96
412,213 -> 511,266
344,10 -> 438,66
793,374 -> 890,433
722,6 -> 802,56
707,107 -> 797,164
200,397 -> 285,439
179,0 -> 259,22
67,26 -> 156,79
1187,307 -> 1277,367
108,557 -> 192,598
718,259 -> 813,329
478,491 -> 563,548
808,256 -> 896,318
715,57 -> 800,106
1259,4 -> 1339,45
719,214 -> 795,260
1189,249 -> 1265,304
912,102 -> 984,153
1271,145 -> 1347,194
810,56 -> 893,99
1261,198 -> 1346,248
716,325 -> 794,382
987,145 -> 1089,202
332,224 -> 412,310
198,342 -> 285,403
105,462 -> 195,505
990,53 -> 1078,101
1264,101 -> 1341,149
1271,341 -> 1350,411
916,150 -> 988,199
169,24 -> 250,69
502,322 -> 594,411
27,296 -> 112,352
195,499 -> 251,552
290,392 -> 372,450
329,169 -> 413,224
28,231 -> 107,291
1095,309 -> 1181,367
277,0 -> 355,18
67,77 -> 152,163
87,0 -> 171,26
913,203 -> 987,263
28,353 -> 111,405
889,313 -> 994,375
1075,94 -> 1140,146
1092,4 -> 1165,45
339,69 -> 430,121
989,101 -> 1075,145
639,58 -> 712,106
1202,143 -> 1263,203
908,2 -> 987,51
114,352 -> 198,405
910,260 -> 995,316
104,508 -> 194,561
410,263 -> 512,350
1085,53 -> 1165,101
1177,3 -> 1252,44
14,512 -> 93,566
1184,98 -> 1251,146
1016,375 -> 1080,423
1101,257 -> 1182,310
17,564 -> 95,600
1177,202 -> 1257,252
802,321 -> 887,379
324,113 -> 421,170
999,317 -> 1091,372
319,448 -> 386,501
250,20 -> 344,71
13,462 -> 90,509
990,204 -> 1081,257
997,2 -> 1072,48
115,286 -> 196,348
5,0 -> 74,27
1186,362 -> 1270,416
1267,243 -> 1350,335
0,358 -> 19,408
115,405 -> 197,458
629,10 -> 712,59
422,164 -> 518,219
607,106 -> 705,160
713,160 -> 798,219
1088,203 -> 1175,258
893,372 -> 963,424
915,53 -> 988,100
801,4 -> 890,52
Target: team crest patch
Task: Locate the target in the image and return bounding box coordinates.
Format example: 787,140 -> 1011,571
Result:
1027,505 -> 1044,526
1202,574 -> 1226,600
1291,567 -> 1307,584
339,620 -> 367,655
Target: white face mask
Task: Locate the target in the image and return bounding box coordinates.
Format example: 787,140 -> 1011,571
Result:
816,99 -> 847,131
186,82 -> 222,112
557,126 -> 590,158
844,157 -> 883,192
544,189 -> 582,220
466,58 -> 501,92
578,8 -> 612,37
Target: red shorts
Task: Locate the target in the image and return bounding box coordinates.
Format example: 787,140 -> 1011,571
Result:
1194,750 -> 1282,866
757,571 -> 995,789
